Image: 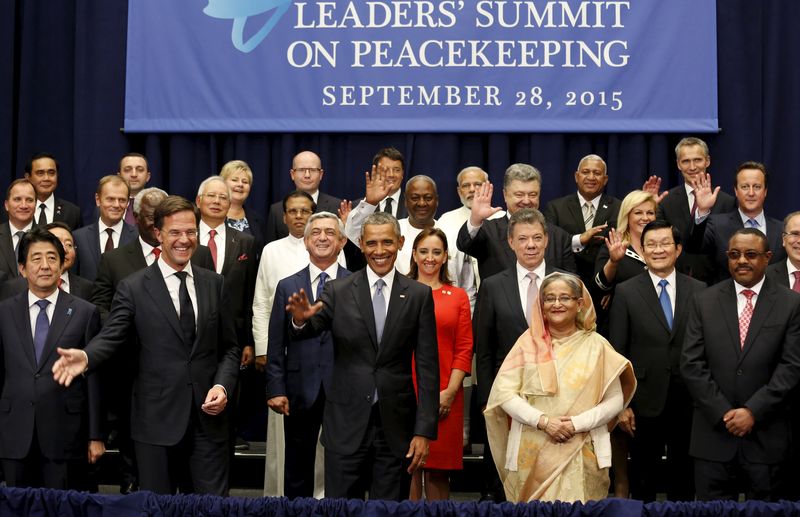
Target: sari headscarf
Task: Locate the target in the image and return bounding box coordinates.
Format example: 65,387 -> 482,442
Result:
484,272 -> 636,502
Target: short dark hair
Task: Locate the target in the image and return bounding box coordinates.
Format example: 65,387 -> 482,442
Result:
729,227 -> 770,253
407,227 -> 452,285
24,152 -> 59,174
120,152 -> 148,169
6,178 -> 35,200
640,220 -> 681,248
18,227 -> 65,265
43,221 -> 72,235
153,196 -> 198,230
735,161 -> 768,188
282,190 -> 316,213
507,208 -> 547,239
372,147 -> 405,171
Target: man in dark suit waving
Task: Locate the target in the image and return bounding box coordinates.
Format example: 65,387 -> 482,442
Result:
0,228 -> 103,488
610,220 -> 706,501
286,211 -> 438,501
267,211 -> 350,498
53,196 -> 241,495
681,228 -> 800,500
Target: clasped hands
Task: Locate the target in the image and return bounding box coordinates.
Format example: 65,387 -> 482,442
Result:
723,407 -> 754,437
538,414 -> 576,443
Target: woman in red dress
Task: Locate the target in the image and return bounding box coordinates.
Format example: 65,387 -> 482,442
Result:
408,228 -> 473,500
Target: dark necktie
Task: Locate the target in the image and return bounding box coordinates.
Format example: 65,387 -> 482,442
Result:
33,299 -> 50,366
658,279 -> 673,330
383,198 -> 393,215
315,271 -> 328,301
124,201 -> 136,225
13,231 -> 26,269
792,271 -> 800,294
104,228 -> 115,253
208,229 -> 218,270
174,271 -> 196,346
38,203 -> 47,227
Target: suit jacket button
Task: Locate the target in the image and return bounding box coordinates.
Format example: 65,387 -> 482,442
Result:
34,373 -> 41,379
736,369 -> 743,375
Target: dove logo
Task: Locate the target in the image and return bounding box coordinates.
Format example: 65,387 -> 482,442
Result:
204,0 -> 291,53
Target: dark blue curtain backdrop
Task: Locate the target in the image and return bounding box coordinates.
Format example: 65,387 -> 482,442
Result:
1,1 -> 799,224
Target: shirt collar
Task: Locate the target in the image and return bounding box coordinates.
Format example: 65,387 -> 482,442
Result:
684,183 -> 695,197
577,192 -> 601,210
28,287 -> 59,308
366,265 -> 395,291
516,259 -> 547,284
786,259 -> 799,275
40,194 -> 55,211
99,218 -> 125,233
139,236 -> 157,256
309,261 -> 339,283
157,255 -> 193,280
648,269 -> 677,290
738,209 -> 766,228
199,220 -> 226,237
734,276 -> 765,297
9,220 -> 34,233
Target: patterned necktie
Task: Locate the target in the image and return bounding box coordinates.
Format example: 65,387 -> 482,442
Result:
383,197 -> 393,215
582,202 -> 595,230
525,272 -> 538,322
792,271 -> 800,294
372,279 -> 386,344
658,279 -> 673,330
33,299 -> 50,366
174,271 -> 196,346
38,203 -> 47,227
315,271 -> 328,301
739,289 -> 756,349
745,218 -> 759,229
208,229 -> 218,269
104,228 -> 115,253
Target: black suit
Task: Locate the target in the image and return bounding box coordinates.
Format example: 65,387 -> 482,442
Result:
38,197 -> 82,230
266,265 -> 351,498
657,186 -> 735,283
73,220 -> 138,281
542,193 -> 620,284
609,272 -> 706,501
0,272 -> 93,302
766,260 -> 795,289
215,228 -> 257,347
291,269 -> 438,500
456,217 -> 576,281
0,222 -> 24,278
681,277 -> 800,500
0,290 -> 101,489
84,263 -> 241,495
686,210 -> 784,284
264,192 -> 341,244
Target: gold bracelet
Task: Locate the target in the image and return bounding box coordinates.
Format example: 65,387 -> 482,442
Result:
540,415 -> 550,430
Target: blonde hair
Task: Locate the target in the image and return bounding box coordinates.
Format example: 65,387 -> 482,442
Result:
219,160 -> 253,184
617,190 -> 657,241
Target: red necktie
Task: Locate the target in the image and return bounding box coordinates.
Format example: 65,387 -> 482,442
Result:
739,289 -> 755,349
152,247 -> 161,261
104,228 -> 115,253
793,271 -> 800,293
208,229 -> 218,269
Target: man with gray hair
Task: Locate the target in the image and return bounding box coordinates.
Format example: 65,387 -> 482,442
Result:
457,163 -> 576,281
543,154 -> 621,292
266,211 -> 350,498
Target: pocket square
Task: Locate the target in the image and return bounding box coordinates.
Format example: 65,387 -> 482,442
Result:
237,253 -> 249,261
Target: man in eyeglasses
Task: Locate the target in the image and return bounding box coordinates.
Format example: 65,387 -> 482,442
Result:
609,220 -> 706,502
681,228 -> 800,501
687,161 -> 785,284
767,211 -> 800,292
265,151 -> 342,244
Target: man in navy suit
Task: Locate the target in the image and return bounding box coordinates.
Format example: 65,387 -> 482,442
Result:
1,179 -> 36,278
688,161 -> 785,283
73,175 -> 138,281
265,151 -> 342,244
267,211 -> 350,498
681,228 -> 800,500
53,196 -> 241,495
23,153 -> 82,230
610,221 -> 706,501
766,211 -> 800,291
0,228 -> 102,488
286,211 -> 438,501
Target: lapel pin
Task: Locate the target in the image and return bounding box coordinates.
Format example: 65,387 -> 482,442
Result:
602,204 -> 608,209
399,294 -> 406,299
67,308 -> 73,316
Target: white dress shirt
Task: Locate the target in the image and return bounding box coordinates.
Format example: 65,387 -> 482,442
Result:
734,277 -> 764,316
344,190 -> 402,243
28,289 -> 59,339
99,218 -> 125,251
9,220 -> 34,250
36,194 -> 56,224
157,259 -> 198,331
516,260 -> 547,314
139,237 -> 160,266
199,220 -> 227,274
787,259 -> 800,288
648,269 -> 677,315
308,262 -> 340,302
365,266 -> 395,318
59,272 -> 70,294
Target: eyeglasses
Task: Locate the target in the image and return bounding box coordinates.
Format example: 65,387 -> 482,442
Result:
726,250 -> 767,260
643,241 -> 675,251
202,193 -> 229,202
542,295 -> 578,305
166,229 -> 198,239
292,167 -> 322,175
783,231 -> 800,242
286,208 -> 313,217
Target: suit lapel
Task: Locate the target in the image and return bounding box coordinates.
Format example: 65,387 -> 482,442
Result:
633,275 -> 671,333
672,274 -> 693,338
567,195 -> 585,229
192,268 -> 211,353
378,271 -> 409,356
39,292 -> 73,371
130,240 -> 148,269
493,219 -> 516,266
718,282 -> 743,358
500,269 -> 527,324
221,230 -> 238,275
12,293 -> 38,370
143,265 -> 185,343
353,270 -> 379,350
121,224 -> 138,247
739,280 -> 777,361
1,224 -> 18,274
89,223 -> 102,267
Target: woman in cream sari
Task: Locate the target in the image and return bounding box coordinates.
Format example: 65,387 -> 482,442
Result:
485,272 -> 636,503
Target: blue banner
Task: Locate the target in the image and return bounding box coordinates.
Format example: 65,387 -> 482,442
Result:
124,1 -> 718,132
